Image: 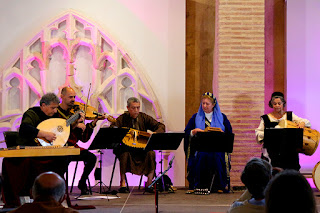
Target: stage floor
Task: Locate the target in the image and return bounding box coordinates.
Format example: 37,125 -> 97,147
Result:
68,186 -> 238,213
64,186 -> 320,213
2,186 -> 320,212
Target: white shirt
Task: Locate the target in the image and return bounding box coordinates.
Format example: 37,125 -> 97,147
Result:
205,111 -> 213,123
255,112 -> 311,143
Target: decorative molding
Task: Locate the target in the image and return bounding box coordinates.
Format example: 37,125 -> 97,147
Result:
0,10 -> 162,137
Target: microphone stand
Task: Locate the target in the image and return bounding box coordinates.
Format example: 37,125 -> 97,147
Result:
92,149 -> 108,194
148,156 -> 175,213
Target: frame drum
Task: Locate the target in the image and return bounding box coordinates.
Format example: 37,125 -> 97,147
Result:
312,161 -> 320,191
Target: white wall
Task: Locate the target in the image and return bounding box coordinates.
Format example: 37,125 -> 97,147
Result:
0,0 -> 186,186
287,0 -> 320,172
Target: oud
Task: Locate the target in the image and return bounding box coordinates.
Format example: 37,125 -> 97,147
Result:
35,111 -> 82,147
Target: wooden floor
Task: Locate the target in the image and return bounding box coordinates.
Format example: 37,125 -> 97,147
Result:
68,186 -> 239,213
3,186 -> 320,213
68,186 -> 320,213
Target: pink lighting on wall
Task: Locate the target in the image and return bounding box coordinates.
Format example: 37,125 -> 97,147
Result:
117,0 -> 168,45
0,11 -> 164,186
287,0 -> 320,172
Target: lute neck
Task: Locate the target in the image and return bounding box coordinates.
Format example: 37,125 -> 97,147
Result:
66,110 -> 84,126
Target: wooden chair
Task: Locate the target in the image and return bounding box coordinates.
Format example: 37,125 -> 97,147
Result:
3,131 -> 19,148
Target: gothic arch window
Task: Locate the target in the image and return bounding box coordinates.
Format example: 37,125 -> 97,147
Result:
47,45 -> 68,93
0,11 -> 162,145
7,77 -> 21,111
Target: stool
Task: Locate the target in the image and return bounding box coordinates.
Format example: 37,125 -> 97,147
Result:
109,155 -> 144,191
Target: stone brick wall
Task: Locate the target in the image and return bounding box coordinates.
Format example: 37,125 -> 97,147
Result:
215,0 -> 265,186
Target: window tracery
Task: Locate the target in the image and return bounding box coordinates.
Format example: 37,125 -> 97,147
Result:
0,11 -> 162,143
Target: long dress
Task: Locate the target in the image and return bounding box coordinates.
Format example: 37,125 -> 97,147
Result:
113,111 -> 165,176
185,112 -> 232,192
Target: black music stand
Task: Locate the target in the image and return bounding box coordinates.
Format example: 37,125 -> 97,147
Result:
191,131 -> 234,192
144,133 -> 183,213
264,128 -> 303,170
143,132 -> 184,192
89,127 -> 129,150
144,132 -> 185,151
192,131 -> 234,153
88,127 -> 129,194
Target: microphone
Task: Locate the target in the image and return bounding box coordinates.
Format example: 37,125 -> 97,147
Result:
93,111 -> 103,116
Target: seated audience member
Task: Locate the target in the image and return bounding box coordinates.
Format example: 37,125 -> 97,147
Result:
9,172 -> 78,213
227,158 -> 272,213
265,169 -> 317,213
235,167 -> 282,203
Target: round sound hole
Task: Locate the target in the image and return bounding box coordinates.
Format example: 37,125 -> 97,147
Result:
57,125 -> 64,132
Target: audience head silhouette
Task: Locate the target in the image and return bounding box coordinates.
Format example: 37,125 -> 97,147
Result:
241,157 -> 272,200
32,171 -> 66,203
265,169 -> 316,213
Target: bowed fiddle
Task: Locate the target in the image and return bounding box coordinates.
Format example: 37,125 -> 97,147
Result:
71,102 -> 116,123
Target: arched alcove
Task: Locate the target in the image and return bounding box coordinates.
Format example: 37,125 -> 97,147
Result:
0,11 -> 162,138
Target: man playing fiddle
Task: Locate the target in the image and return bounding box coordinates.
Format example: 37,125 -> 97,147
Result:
57,86 -> 105,195
112,97 -> 165,193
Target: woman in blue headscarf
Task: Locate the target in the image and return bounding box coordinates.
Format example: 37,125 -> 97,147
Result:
184,92 -> 232,194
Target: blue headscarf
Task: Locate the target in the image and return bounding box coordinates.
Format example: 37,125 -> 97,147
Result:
195,92 -> 225,132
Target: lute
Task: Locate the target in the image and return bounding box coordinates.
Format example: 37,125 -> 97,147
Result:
35,111 -> 82,147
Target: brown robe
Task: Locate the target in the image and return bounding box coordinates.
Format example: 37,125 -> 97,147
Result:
9,197 -> 79,213
113,112 -> 165,175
